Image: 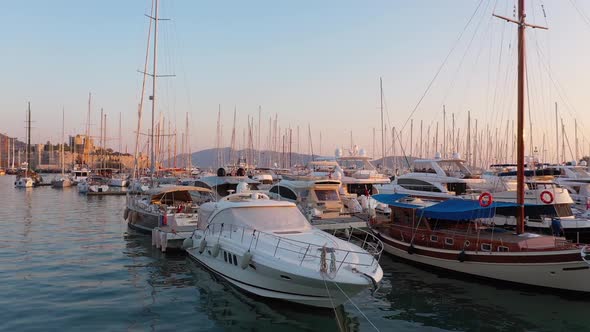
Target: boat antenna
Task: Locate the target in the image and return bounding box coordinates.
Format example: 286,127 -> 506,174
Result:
493,0 -> 547,234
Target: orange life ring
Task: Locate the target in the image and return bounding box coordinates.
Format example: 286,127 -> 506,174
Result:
540,190 -> 554,204
478,192 -> 493,207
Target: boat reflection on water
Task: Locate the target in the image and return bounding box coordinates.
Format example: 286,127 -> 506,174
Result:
375,255 -> 589,332
122,233 -> 360,332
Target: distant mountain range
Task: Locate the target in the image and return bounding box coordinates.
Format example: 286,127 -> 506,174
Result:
166,147 -> 415,171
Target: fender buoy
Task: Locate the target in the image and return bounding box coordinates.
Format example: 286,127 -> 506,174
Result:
240,251 -> 253,269
210,243 -> 220,257
198,239 -> 207,254
540,190 -> 554,204
123,208 -> 129,220
581,245 -> 590,265
478,192 -> 493,207
407,244 -> 415,255
458,250 -> 467,262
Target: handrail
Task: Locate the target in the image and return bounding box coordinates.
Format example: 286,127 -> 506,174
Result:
203,222 -> 383,271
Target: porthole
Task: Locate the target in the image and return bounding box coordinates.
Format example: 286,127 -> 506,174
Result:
464,240 -> 470,247
430,235 -> 438,242
445,238 -> 454,246
481,243 -> 492,252
498,246 -> 509,252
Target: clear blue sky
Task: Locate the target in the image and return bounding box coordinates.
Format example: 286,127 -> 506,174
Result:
1,0 -> 590,162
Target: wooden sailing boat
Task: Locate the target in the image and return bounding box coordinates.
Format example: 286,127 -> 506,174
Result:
370,0 -> 590,293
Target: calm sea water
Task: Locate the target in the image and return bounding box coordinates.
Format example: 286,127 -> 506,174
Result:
0,175 -> 588,331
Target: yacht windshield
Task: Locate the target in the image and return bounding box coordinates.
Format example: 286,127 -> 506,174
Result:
339,158 -> 375,171
315,189 -> 340,201
211,206 -> 312,232
570,168 -> 590,177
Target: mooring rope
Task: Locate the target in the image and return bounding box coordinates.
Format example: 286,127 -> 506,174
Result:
332,280 -> 380,332
322,277 -> 343,332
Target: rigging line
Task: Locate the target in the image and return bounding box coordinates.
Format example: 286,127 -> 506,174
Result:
488,0 -> 509,130
563,125 -> 576,161
442,0 -> 492,104
461,3 -> 498,114
331,281 -> 380,332
568,0 -> 590,30
485,0 -> 501,115
530,33 -> 590,144
525,56 -> 535,156
397,0 -> 486,133
497,34 -> 518,127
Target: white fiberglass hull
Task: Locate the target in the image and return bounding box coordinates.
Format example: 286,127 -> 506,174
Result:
187,245 -> 376,308
109,178 -> 128,187
15,177 -> 34,188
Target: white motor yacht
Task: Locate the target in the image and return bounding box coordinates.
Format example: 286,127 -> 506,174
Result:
184,192 -> 383,308
15,176 -> 34,188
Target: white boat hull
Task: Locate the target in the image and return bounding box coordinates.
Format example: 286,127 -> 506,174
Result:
109,178 -> 128,187
15,177 -> 34,188
187,245 -> 372,308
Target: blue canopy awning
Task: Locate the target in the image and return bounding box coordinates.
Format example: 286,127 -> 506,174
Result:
372,194 -> 520,221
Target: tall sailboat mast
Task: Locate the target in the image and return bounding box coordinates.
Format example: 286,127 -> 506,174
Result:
515,0 -> 526,235
26,102 -> 31,174
150,0 -> 159,176
61,108 -> 65,176
494,0 -> 546,234
380,77 -> 385,169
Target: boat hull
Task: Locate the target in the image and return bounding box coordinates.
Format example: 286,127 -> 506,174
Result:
15,177 -> 34,188
51,179 -> 72,188
374,231 -> 590,292
186,246 -> 370,308
126,207 -> 160,234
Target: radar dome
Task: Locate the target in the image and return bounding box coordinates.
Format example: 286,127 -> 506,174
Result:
580,160 -> 588,167
236,182 -> 249,193
359,148 -> 367,157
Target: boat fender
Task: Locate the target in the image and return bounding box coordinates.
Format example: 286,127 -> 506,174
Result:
151,229 -> 157,246
211,243 -> 220,257
199,239 -> 207,254
182,238 -> 193,250
581,245 -> 590,265
240,251 -> 253,269
407,244 -> 415,255
458,250 -> 467,262
124,208 -> 129,220
343,228 -> 351,239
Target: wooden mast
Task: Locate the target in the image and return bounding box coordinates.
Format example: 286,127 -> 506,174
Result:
516,0 -> 526,234
494,0 -> 546,234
